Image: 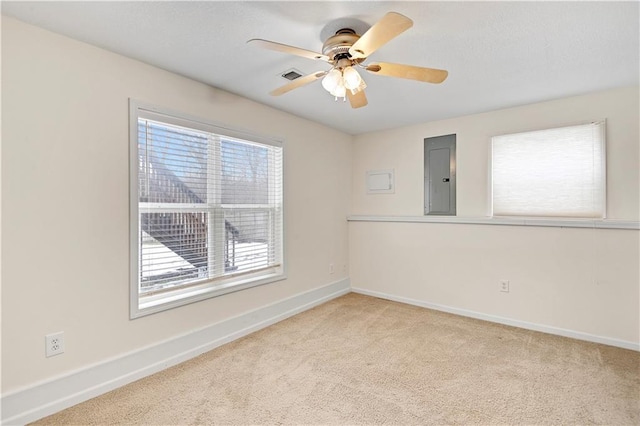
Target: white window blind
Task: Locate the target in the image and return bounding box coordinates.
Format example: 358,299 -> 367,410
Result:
491,121 -> 605,218
131,102 -> 283,317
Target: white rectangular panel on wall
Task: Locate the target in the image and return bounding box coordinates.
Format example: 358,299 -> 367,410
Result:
366,169 -> 395,194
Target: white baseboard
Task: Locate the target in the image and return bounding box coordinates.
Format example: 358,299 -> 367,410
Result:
1,279 -> 351,426
352,287 -> 639,352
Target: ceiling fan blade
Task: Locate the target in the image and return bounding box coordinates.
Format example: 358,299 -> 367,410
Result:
349,12 -> 413,59
347,88 -> 368,109
366,62 -> 448,84
269,71 -> 328,96
247,39 -> 329,62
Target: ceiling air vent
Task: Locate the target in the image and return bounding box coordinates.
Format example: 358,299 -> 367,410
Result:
281,69 -> 303,81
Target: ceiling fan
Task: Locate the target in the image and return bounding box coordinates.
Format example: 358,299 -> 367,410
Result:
247,12 -> 448,109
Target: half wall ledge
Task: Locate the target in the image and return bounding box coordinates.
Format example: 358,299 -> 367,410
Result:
347,215 -> 640,230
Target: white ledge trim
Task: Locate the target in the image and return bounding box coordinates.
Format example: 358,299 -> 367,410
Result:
347,215 -> 640,230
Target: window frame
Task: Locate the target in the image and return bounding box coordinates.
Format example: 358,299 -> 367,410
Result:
489,120 -> 606,219
129,99 -> 285,319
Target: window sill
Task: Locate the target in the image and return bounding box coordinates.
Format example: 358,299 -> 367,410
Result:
347,215 -> 640,230
132,271 -> 286,319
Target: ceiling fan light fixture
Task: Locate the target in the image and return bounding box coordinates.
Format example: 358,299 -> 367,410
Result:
342,66 -> 362,90
330,81 -> 347,99
350,79 -> 367,95
321,68 -> 342,93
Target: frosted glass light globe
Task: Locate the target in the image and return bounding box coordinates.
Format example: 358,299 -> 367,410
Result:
322,69 -> 342,93
342,66 -> 362,90
330,81 -> 346,98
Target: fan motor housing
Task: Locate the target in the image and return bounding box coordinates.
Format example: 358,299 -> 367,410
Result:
322,28 -> 360,61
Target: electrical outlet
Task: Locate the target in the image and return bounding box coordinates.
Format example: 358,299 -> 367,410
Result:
45,332 -> 65,357
329,263 -> 335,274
500,280 -> 510,293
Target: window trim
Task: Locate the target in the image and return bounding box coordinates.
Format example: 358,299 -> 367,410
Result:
129,99 -> 286,319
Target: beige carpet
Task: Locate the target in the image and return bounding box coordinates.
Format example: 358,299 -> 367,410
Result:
34,293 -> 639,425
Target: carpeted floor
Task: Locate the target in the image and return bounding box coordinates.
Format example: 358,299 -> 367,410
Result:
33,293 -> 639,425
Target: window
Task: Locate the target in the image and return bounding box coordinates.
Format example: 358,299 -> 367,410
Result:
130,101 -> 284,318
491,121 -> 605,218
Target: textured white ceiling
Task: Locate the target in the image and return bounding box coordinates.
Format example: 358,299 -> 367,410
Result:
2,1 -> 638,135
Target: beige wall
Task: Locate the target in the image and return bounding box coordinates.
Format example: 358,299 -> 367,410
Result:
350,86 -> 639,344
1,17 -> 351,392
352,86 -> 639,219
